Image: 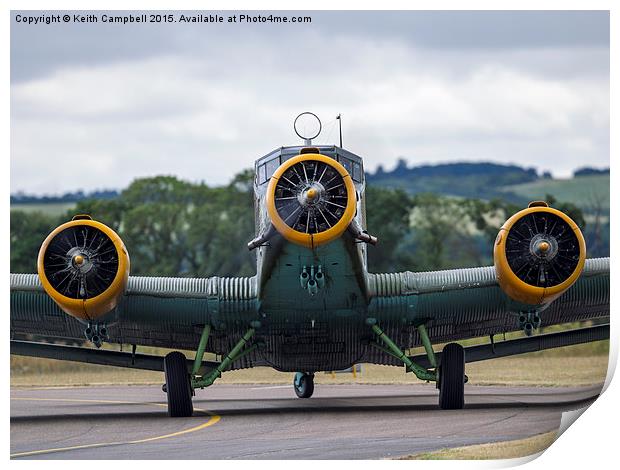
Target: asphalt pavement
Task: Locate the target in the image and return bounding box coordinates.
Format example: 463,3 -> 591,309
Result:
10,383 -> 601,459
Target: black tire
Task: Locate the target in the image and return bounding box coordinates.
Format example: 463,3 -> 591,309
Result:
164,351 -> 194,417
294,373 -> 314,398
438,343 -> 465,410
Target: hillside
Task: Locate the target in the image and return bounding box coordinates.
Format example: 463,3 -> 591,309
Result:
367,161 -> 538,203
500,174 -> 609,213
10,202 -> 77,216
367,161 -> 609,213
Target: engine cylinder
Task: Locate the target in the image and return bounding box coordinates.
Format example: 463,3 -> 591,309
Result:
265,153 -> 357,248
37,215 -> 130,321
494,202 -> 586,306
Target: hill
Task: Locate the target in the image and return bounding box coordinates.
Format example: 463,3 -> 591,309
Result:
10,202 -> 77,216
10,189 -> 118,205
367,161 -> 538,202
367,161 -> 609,214
500,174 -> 609,213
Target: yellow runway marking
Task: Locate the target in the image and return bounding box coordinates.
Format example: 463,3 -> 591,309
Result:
10,397 -> 221,459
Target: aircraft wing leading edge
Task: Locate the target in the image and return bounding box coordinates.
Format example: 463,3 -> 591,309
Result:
10,273 -> 267,370
366,257 -> 609,358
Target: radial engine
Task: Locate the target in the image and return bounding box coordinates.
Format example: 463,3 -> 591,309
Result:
494,202 -> 586,333
37,215 -> 130,334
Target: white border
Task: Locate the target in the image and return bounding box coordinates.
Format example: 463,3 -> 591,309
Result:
4,1 -> 616,468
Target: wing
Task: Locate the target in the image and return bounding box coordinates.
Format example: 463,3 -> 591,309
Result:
11,273 -> 261,368
366,257 -> 609,355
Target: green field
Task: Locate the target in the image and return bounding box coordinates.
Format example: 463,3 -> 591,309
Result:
11,202 -> 76,216
502,175 -> 609,213
11,338 -> 609,388
403,431 -> 557,460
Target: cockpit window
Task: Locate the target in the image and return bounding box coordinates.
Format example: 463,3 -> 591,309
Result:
352,161 -> 362,182
265,157 -> 280,181
258,164 -> 267,184
338,157 -> 353,176
257,149 -> 363,185
257,155 -> 283,184
337,156 -> 363,183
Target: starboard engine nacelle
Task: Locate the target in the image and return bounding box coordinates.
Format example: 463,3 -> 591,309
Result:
37,215 -> 130,322
265,153 -> 357,248
494,202 -> 586,306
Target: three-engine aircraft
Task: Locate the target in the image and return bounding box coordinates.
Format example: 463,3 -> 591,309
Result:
10,113 -> 610,417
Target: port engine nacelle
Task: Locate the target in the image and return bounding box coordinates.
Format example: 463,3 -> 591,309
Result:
37,215 -> 130,321
494,202 -> 586,306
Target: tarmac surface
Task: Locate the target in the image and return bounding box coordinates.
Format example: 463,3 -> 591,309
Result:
10,383 -> 601,459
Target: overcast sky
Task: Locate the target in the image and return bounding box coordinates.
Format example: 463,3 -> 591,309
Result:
10,10 -> 609,194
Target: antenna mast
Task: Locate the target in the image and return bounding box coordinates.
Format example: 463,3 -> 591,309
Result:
336,114 -> 343,147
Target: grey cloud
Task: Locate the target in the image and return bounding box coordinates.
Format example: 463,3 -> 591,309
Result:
11,10 -> 609,82
10,10 -> 610,193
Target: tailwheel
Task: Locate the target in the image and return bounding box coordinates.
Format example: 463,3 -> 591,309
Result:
293,372 -> 315,398
438,343 -> 465,410
164,351 -> 194,417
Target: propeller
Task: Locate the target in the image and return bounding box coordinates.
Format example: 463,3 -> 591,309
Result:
273,159 -> 350,234
42,224 -> 120,299
504,211 -> 581,288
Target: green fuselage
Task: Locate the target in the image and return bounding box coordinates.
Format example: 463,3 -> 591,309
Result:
251,145 -> 372,370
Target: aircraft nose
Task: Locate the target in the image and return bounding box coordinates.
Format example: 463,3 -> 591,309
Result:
266,153 -> 357,248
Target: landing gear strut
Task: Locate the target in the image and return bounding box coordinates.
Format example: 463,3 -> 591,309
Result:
294,372 -> 315,398
163,325 -> 257,417
367,318 -> 466,410
438,343 -> 465,410
164,351 -> 194,417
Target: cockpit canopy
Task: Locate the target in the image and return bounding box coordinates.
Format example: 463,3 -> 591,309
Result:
255,146 -> 364,186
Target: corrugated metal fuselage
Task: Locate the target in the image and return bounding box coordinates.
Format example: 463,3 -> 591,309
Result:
252,146 -> 375,371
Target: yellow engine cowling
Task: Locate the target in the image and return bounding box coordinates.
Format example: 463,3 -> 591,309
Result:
37,215 -> 130,321
265,153 -> 357,249
494,202 -> 586,306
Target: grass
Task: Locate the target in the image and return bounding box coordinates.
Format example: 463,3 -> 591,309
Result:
502,175 -> 609,212
402,431 -> 557,460
10,202 -> 76,216
10,341 -> 609,388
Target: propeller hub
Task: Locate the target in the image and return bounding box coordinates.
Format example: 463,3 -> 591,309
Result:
298,182 -> 325,207
306,187 -> 318,200
530,235 -> 557,260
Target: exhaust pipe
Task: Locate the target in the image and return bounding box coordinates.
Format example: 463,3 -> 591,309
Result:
307,279 -> 318,296
300,266 -> 309,288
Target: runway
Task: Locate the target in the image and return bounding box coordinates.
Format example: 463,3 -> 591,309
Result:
10,383 -> 601,459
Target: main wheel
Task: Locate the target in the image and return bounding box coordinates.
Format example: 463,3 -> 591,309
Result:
438,343 -> 465,410
294,372 -> 315,398
164,351 -> 194,417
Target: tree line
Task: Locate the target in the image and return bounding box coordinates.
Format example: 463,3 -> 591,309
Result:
11,171 -> 597,277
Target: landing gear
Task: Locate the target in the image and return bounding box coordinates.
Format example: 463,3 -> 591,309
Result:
164,351 -> 194,417
438,343 -> 465,410
163,325 -> 259,417
367,318 -> 466,410
294,372 -> 315,398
